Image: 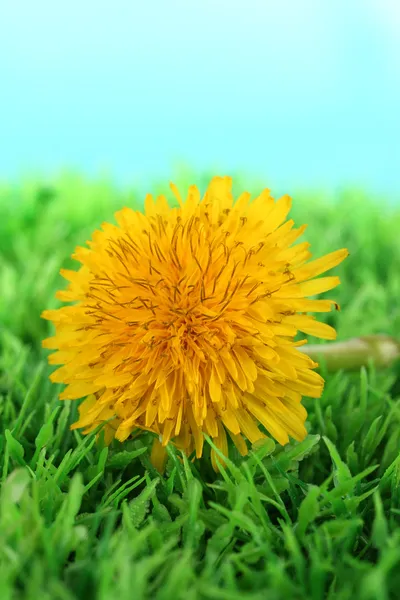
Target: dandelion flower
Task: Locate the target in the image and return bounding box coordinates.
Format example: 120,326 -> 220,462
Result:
42,177 -> 348,470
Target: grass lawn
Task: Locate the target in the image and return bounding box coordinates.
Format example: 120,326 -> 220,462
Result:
1,173 -> 400,600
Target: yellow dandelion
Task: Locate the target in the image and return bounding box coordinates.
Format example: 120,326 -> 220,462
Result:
42,177 -> 348,471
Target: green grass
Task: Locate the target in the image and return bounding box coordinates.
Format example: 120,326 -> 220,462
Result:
1,173 -> 400,600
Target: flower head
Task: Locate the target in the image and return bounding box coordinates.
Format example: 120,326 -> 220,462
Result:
42,177 -> 348,470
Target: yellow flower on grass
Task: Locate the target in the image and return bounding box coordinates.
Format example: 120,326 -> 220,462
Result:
42,177 -> 348,471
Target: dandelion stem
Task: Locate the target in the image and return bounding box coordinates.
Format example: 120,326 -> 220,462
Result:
300,334 -> 400,371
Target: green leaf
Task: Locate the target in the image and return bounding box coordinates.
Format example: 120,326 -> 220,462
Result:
35,420 -> 54,450
128,477 -> 160,527
323,436 -> 353,491
97,446 -> 109,473
276,435 -> 321,468
1,468 -> 30,504
183,478 -> 205,548
362,415 -> 391,465
371,491 -> 388,551
106,447 -> 147,468
297,486 -> 320,538
324,405 -> 338,442
346,441 -> 359,475
5,430 -> 25,466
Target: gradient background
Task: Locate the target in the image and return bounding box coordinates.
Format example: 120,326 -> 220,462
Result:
1,0 -> 399,197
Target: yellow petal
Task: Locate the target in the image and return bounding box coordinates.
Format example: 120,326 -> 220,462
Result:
233,346 -> 258,382
209,366 -> 222,403
150,438 -> 168,473
288,299 -> 339,313
60,382 -> 103,400
245,397 -> 289,445
293,248 -> 349,282
235,409 -> 264,444
218,406 -> 241,435
285,315 -> 337,340
227,431 -> 249,456
275,276 -> 341,298
211,421 -> 228,472
264,195 -> 292,233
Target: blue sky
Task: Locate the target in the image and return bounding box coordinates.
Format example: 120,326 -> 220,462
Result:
1,0 -> 399,194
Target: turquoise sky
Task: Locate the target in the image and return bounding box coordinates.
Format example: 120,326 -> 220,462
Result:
1,0 -> 399,194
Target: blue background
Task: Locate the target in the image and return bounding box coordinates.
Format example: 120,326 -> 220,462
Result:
1,0 -> 399,195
